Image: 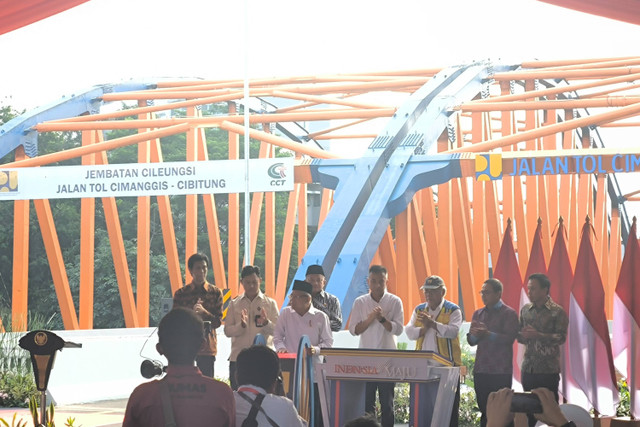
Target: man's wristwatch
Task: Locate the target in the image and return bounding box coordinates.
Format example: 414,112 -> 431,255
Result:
378,317 -> 387,324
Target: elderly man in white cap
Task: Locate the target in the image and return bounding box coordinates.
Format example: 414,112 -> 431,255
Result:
405,275 -> 462,427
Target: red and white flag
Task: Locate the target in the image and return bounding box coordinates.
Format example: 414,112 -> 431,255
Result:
547,218 -> 580,404
494,219 -> 523,312
519,219 -> 546,385
568,219 -> 619,415
612,218 -> 640,418
493,218 -> 523,385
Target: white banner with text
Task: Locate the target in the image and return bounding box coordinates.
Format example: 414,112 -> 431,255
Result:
0,158 -> 294,200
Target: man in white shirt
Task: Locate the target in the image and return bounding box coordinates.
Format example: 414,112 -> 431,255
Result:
273,280 -> 333,358
405,275 -> 462,427
225,265 -> 280,390
348,265 -> 404,427
234,345 -> 307,426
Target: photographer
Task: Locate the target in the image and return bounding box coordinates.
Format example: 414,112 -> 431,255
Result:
123,307 -> 235,427
486,388 -> 576,427
234,345 -> 307,426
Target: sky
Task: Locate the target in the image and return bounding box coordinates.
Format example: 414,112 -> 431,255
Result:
0,0 -> 639,221
0,0 -> 639,110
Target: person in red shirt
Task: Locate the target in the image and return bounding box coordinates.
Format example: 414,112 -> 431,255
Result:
123,307 -> 235,427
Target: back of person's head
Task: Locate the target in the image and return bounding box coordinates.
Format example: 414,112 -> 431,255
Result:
344,414 -> 382,427
158,307 -> 204,364
236,345 -> 281,392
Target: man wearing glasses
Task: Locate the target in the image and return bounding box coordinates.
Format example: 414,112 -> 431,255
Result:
467,278 -> 519,427
405,275 -> 462,427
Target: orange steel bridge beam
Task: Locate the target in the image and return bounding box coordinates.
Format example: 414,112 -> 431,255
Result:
274,77 -> 432,96
419,188 -> 439,274
492,66 -> 640,81
33,199 -> 79,330
50,92 -> 248,123
106,78 -> 430,101
437,134 -> 456,289
471,111 -> 488,294
459,97 -> 640,112
448,101 -> 640,154
3,124 -> 192,169
314,134 -> 378,140
609,206 -> 622,318
264,145 -> 276,297
197,126 -> 227,291
184,107 -> 199,283
475,72 -> 640,105
485,181 -> 503,266
219,121 -> 342,160
274,93 -> 364,114
248,127 -> 273,264
499,81 -> 516,227
79,131 -> 97,329
601,122 -> 640,127
318,188 -> 333,230
271,90 -> 390,110
275,182 -> 301,307
579,83 -> 640,99
594,174 -> 611,317
11,147 -> 29,331
519,57 -> 639,69
409,199 -> 430,306
151,138 -> 183,295
306,119 -> 372,140
136,105 -> 152,327
395,208 -> 414,323
34,108 -> 396,133
227,103 -> 239,297
526,57 -> 640,72
100,88 -> 269,101
377,227 -> 398,297
451,177 -> 477,318
154,68 -> 440,89
541,98 -> 558,261
95,145 -> 139,328
524,80 -> 539,257
298,182 -> 308,264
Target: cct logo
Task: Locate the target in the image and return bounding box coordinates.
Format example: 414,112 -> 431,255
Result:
267,163 -> 287,186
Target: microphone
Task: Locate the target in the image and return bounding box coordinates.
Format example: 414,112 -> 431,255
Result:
140,359 -> 166,379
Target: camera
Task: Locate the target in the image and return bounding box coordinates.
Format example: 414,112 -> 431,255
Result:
510,392 -> 543,413
140,359 -> 167,379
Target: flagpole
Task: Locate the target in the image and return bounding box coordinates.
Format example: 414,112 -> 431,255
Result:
242,0 -> 251,265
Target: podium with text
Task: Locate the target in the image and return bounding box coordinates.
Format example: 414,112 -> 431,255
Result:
317,348 -> 460,427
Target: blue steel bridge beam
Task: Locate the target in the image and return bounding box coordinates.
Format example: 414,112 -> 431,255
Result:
287,66 -> 472,300
292,64 -> 518,322
0,82 -> 155,159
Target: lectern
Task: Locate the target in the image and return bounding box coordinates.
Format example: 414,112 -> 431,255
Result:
317,348 -> 460,427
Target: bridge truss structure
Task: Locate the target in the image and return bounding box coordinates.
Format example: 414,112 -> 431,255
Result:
1,56 -> 638,331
